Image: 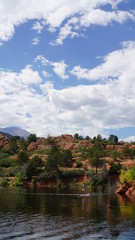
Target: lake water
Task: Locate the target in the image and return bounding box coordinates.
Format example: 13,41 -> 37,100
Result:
0,187 -> 135,240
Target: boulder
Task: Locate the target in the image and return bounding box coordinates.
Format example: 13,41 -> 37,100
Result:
116,182 -> 135,199
116,183 -> 129,195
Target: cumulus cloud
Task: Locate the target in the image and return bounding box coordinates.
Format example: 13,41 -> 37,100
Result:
35,55 -> 69,80
0,41 -> 135,137
51,61 -> 69,80
71,41 -> 135,82
0,0 -> 134,45
54,9 -> 135,45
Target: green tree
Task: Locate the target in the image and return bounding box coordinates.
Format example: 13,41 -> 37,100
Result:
45,152 -> 60,172
25,156 -> 43,180
74,133 -> 79,140
19,137 -> 28,150
74,133 -> 83,140
9,141 -> 18,154
89,144 -> 103,174
112,150 -> 120,161
27,134 -> 37,145
96,134 -> 102,142
60,149 -> 73,167
108,134 -> 118,144
18,151 -> 29,164
10,136 -> 20,142
46,136 -> 55,145
109,162 -> 121,175
45,146 -> 60,172
122,145 -> 135,159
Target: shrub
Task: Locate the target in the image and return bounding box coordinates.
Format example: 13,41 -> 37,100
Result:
90,175 -> 101,186
0,167 -> 4,177
19,137 -> 28,150
119,166 -> 135,183
76,160 -> 83,168
109,162 -> 121,175
37,171 -> 58,181
59,169 -> 84,178
86,169 -> 95,177
9,141 -> 18,154
45,136 -> 55,145
0,178 -> 9,187
119,169 -> 133,183
18,151 -> 29,164
0,157 -> 14,168
13,173 -> 25,186
83,165 -> 88,171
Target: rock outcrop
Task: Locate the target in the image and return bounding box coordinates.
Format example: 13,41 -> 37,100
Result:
27,134 -> 92,152
0,134 -> 10,148
116,182 -> 135,199
27,138 -> 46,152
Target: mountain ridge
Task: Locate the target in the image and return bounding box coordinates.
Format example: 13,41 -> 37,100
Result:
0,127 -> 31,139
0,131 -> 12,139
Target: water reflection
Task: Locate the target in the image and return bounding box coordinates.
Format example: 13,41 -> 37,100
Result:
0,188 -> 135,239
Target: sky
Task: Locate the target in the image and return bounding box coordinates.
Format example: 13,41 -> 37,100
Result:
0,0 -> 135,141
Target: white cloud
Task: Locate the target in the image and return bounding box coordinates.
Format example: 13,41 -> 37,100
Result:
52,21 -> 79,46
71,41 -> 135,82
122,136 -> 135,142
42,70 -> 51,78
35,55 -> 50,66
1,41 -> 135,138
0,65 -> 42,94
35,55 -> 69,80
32,21 -> 43,33
51,61 -> 69,79
80,9 -> 135,27
0,0 -> 134,45
32,37 -> 40,45
54,9 -> 135,45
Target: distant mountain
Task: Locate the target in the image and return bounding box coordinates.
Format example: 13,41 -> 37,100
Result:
0,131 -> 13,139
0,127 -> 31,139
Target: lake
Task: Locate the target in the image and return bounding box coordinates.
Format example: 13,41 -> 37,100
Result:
0,187 -> 135,239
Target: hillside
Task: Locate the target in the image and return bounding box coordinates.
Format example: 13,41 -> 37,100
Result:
0,133 -> 135,189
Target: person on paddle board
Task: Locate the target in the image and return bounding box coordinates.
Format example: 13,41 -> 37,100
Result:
82,182 -> 85,193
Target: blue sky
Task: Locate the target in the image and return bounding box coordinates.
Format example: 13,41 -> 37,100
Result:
0,0 -> 135,141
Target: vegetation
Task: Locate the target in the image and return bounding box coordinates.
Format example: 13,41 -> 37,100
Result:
26,156 -> 43,180
88,143 -> 104,174
27,134 -> 37,145
0,132 -> 135,189
119,166 -> 135,183
109,162 -> 121,175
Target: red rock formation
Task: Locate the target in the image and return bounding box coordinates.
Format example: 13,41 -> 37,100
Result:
0,134 -> 10,148
116,182 -> 135,199
27,137 -> 46,152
